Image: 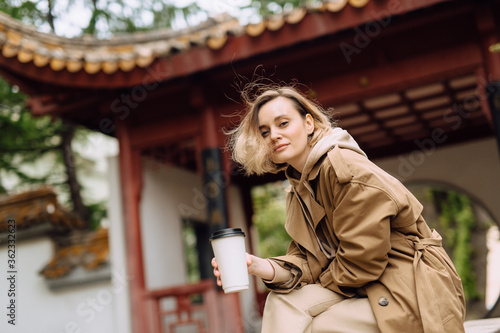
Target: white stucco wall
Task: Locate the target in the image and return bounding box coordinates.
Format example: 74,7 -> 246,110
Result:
0,238 -> 115,333
0,137 -> 123,333
139,159 -> 198,289
372,137 -> 500,225
137,157 -> 259,330
107,155 -> 132,333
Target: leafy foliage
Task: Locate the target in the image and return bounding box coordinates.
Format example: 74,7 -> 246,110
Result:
0,79 -> 63,193
251,180 -> 291,258
429,189 -> 481,301
244,0 -> 314,17
86,200 -> 108,230
182,222 -> 201,283
0,0 -> 45,25
0,77 -> 107,228
78,0 -> 205,36
0,0 -> 206,37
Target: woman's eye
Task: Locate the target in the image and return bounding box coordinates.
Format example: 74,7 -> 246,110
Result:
261,130 -> 269,137
279,121 -> 289,127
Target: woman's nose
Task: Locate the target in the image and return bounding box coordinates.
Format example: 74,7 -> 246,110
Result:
270,128 -> 281,141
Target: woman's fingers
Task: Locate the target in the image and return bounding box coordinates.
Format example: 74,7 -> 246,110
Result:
212,258 -> 220,276
246,253 -> 253,266
211,257 -> 222,286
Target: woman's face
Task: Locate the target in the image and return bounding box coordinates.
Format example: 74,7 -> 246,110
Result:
257,96 -> 314,172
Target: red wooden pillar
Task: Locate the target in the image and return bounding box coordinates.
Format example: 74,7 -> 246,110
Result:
475,2 -> 500,83
115,119 -> 148,333
200,106 -> 229,231
475,2 -> 500,157
200,105 -> 245,332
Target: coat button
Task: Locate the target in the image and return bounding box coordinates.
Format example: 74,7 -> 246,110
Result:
378,297 -> 389,306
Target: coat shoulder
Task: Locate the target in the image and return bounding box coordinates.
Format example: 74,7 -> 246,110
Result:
323,147 -> 424,228
324,147 -> 396,188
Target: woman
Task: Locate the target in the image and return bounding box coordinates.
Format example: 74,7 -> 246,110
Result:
212,84 -> 466,333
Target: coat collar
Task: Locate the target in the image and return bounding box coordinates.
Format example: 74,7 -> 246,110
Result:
284,158 -> 327,261
283,128 -> 365,260
285,127 -> 365,195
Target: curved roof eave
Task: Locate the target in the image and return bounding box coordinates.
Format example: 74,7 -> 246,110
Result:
0,0 -> 448,90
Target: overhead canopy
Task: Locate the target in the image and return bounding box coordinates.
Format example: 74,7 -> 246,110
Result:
0,0 -> 498,164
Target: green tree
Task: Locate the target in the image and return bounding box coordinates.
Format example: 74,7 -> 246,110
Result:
0,77 -> 104,225
432,190 -> 478,299
0,80 -> 60,194
0,0 -> 216,228
251,180 -> 291,258
426,188 -> 496,319
0,1 -> 100,226
0,0 -> 206,37
75,0 -> 204,36
245,0 -> 312,17
0,1 -> 46,27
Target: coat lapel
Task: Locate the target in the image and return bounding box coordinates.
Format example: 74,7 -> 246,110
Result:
285,186 -> 326,261
300,192 -> 326,229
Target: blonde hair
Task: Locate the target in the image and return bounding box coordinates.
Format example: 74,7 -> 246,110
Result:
226,84 -> 337,175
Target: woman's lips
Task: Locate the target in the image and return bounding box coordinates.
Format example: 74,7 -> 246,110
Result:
274,143 -> 288,152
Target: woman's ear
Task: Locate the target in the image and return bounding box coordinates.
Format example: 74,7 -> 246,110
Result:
305,113 -> 315,135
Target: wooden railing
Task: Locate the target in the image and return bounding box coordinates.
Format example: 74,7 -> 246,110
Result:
144,279 -> 244,333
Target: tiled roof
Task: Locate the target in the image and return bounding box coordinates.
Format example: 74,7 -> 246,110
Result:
0,0 -> 369,75
0,187 -> 86,232
0,187 -> 107,280
40,227 -> 109,279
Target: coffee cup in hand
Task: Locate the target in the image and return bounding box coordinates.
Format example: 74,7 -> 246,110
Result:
210,228 -> 249,293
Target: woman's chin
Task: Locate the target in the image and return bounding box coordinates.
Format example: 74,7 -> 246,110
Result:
271,157 -> 286,165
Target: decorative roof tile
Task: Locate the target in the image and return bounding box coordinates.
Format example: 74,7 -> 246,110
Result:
326,0 -> 349,12
349,0 -> 370,8
0,187 -> 86,233
0,1 -> 369,75
40,227 -> 109,279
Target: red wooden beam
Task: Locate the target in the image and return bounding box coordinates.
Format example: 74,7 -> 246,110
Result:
129,115 -> 201,149
201,107 -> 219,148
27,94 -> 103,117
475,67 -> 494,125
313,41 -> 483,106
218,0 -> 449,65
474,2 -> 500,81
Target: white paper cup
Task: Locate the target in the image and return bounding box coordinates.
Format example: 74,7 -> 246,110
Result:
210,228 -> 249,293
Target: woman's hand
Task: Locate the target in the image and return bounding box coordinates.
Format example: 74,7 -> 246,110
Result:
246,253 -> 275,281
211,253 -> 275,285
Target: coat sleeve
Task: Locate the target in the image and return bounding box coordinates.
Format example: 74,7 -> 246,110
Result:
263,241 -> 314,293
319,166 -> 397,295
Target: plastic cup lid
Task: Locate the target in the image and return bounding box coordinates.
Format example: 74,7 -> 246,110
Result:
209,228 -> 245,241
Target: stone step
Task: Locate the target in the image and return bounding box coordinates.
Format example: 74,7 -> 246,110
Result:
465,317 -> 500,333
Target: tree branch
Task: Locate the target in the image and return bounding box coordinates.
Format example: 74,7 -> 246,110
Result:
61,123 -> 89,225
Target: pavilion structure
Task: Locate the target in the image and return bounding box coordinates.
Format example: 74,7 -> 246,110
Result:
1,0 -> 500,331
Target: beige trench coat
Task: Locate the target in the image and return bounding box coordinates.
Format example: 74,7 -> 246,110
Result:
265,146 -> 466,333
